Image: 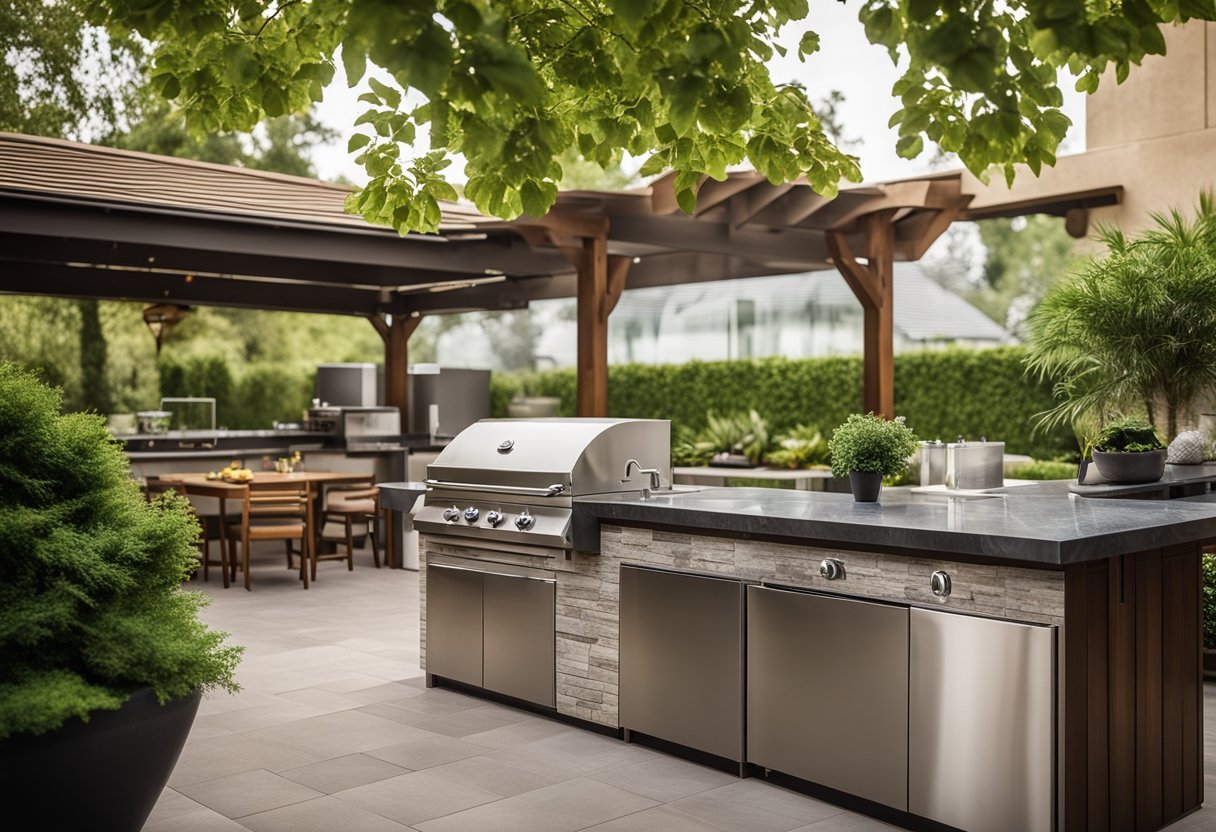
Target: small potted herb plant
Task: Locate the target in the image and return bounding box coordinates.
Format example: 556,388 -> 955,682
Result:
0,364 -> 242,830
1090,416 -> 1167,484
828,413 -> 918,502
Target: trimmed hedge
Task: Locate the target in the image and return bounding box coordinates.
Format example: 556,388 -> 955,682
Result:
490,347 -> 1074,458
158,355 -> 312,430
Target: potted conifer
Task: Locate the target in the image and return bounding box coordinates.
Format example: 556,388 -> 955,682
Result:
829,413 -> 918,502
0,364 -> 242,831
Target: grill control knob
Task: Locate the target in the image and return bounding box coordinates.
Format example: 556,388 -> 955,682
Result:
442,506 -> 460,522
486,510 -> 504,528
515,509 -> 535,531
463,507 -> 480,523
819,558 -> 846,581
930,570 -> 952,598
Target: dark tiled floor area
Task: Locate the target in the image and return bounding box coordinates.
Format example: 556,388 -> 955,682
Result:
147,554 -> 1215,831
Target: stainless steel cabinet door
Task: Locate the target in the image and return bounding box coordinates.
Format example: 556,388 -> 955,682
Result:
620,565 -> 744,761
747,586 -> 909,810
483,572 -> 556,707
909,608 -> 1056,832
425,564 -> 484,687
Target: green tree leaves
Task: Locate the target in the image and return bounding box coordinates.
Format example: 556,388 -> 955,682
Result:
84,0 -> 1216,234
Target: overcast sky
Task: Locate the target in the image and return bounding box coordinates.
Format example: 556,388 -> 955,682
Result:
308,4 -> 1087,186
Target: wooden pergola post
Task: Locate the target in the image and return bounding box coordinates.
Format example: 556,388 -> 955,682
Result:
827,211 -> 897,418
572,237 -> 631,417
371,312 -> 423,427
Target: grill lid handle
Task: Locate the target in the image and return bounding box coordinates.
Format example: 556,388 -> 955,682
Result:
424,479 -> 566,497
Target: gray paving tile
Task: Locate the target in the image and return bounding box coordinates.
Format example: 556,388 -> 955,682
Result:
425,754 -> 565,796
390,703 -> 538,738
243,708 -> 439,758
697,780 -> 843,825
666,785 -> 811,832
169,733 -> 322,788
334,770 -> 502,826
143,789 -> 254,832
792,812 -> 905,831
279,753 -> 411,793
413,777 -> 658,832
239,795 -> 412,832
194,699 -> 328,734
591,756 -> 738,802
176,768 -> 323,819
482,729 -> 657,780
460,715 -> 576,749
582,805 -> 726,832
366,734 -> 491,770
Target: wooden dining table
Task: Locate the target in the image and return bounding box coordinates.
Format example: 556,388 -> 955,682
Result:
159,471 -> 382,586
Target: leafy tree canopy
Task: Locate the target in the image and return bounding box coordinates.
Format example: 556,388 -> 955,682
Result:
2,0 -> 142,139
84,1 -> 1216,234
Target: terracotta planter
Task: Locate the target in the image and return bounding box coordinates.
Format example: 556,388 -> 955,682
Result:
849,471 -> 883,502
1090,448 -> 1167,484
0,688 -> 200,831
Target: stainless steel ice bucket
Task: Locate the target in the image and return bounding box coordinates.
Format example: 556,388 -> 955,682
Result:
919,441 -> 948,486
945,439 -> 1004,490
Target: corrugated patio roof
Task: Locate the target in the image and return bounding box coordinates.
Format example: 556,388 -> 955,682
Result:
0,131 -> 489,232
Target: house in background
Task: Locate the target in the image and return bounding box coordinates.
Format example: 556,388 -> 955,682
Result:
435,263 -> 1010,370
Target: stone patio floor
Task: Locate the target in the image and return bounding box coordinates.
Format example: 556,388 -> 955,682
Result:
146,552 -> 1215,832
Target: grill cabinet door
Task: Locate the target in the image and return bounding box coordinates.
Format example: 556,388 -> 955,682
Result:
426,564 -> 484,687
482,572 -> 556,707
747,585 -> 909,810
909,608 -> 1056,832
619,565 -> 744,761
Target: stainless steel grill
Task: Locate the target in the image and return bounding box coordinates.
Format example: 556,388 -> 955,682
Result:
412,418 -> 670,556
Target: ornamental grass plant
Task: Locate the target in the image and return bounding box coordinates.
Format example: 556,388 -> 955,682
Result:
1025,193 -> 1216,440
0,363 -> 242,739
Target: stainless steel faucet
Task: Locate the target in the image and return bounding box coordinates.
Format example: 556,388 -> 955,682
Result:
622,458 -> 662,498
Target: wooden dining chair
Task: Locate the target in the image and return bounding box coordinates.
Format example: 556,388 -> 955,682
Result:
143,477 -> 217,583
314,478 -> 381,575
226,480 -> 313,591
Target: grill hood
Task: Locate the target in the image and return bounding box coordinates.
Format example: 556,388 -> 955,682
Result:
426,418 -> 670,497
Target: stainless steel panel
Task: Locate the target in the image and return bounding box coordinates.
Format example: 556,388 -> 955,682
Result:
425,564 -> 483,687
483,572 -> 556,707
909,608 -> 1056,832
747,585 -> 909,810
619,565 -> 744,761
945,440 -> 1005,490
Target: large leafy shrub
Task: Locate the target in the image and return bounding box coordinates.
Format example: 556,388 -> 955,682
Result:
0,364 -> 242,739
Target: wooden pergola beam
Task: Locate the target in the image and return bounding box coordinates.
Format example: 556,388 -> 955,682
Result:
373,312 -> 423,427
826,210 -> 897,418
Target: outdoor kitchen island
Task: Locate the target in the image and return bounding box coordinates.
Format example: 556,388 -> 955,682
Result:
406,422 -> 1213,832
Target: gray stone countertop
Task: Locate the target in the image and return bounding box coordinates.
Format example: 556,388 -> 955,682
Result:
573,486 -> 1216,566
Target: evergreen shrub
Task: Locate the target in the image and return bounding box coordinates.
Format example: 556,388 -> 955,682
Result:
0,364 -> 242,739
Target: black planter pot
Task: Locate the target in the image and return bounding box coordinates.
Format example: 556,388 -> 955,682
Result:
1091,448 -> 1167,484
1204,648 -> 1216,680
0,687 -> 200,832
849,471 -> 883,502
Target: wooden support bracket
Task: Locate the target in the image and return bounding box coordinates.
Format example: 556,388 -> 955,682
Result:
826,211 -> 896,418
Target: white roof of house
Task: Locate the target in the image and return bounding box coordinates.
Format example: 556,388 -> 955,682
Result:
611,262 -> 1009,344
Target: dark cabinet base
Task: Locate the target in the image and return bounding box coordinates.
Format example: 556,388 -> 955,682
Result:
1065,546 -> 1204,831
